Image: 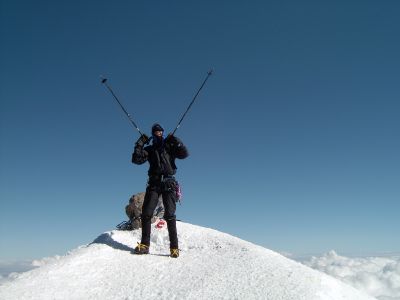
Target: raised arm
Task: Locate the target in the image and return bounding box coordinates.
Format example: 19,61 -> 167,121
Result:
132,135 -> 150,165
165,135 -> 189,159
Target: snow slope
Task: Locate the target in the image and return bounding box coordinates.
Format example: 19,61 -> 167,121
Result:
0,222 -> 376,300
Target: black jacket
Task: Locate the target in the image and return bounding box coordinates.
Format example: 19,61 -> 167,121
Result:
132,137 -> 189,177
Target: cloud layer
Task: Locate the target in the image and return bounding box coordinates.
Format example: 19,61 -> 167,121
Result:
0,260 -> 36,285
302,251 -> 400,300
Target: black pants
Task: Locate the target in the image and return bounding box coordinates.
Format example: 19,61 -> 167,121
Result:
141,182 -> 178,249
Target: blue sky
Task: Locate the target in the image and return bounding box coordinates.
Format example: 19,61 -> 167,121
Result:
1,0 -> 399,260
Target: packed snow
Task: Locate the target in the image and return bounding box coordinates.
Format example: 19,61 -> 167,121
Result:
0,222 -> 376,300
303,251 -> 400,300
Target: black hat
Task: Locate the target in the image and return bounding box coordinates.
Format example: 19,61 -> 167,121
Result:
151,123 -> 164,134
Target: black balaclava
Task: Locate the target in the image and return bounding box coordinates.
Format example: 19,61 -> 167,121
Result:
151,123 -> 164,148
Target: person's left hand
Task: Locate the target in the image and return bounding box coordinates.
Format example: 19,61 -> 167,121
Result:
165,134 -> 179,145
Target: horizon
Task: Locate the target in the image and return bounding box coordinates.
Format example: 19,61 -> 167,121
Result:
1,0 -> 399,261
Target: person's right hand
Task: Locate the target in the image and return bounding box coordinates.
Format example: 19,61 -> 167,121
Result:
136,134 -> 149,146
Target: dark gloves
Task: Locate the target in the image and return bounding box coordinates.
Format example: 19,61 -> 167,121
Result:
166,134 -> 188,158
165,134 -> 181,147
136,134 -> 150,147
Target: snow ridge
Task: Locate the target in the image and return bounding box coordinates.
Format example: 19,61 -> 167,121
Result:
0,222 -> 376,300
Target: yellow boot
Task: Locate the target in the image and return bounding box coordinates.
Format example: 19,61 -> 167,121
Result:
133,243 -> 149,255
170,248 -> 179,258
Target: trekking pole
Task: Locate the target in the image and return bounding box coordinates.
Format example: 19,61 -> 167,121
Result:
171,69 -> 213,136
100,77 -> 145,137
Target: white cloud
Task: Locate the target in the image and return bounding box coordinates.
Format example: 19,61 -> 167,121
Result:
32,255 -> 62,267
0,260 -> 34,276
0,250 -> 78,285
302,250 -> 400,300
0,260 -> 37,285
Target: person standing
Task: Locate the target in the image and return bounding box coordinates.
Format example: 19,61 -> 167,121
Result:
131,123 -> 189,258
